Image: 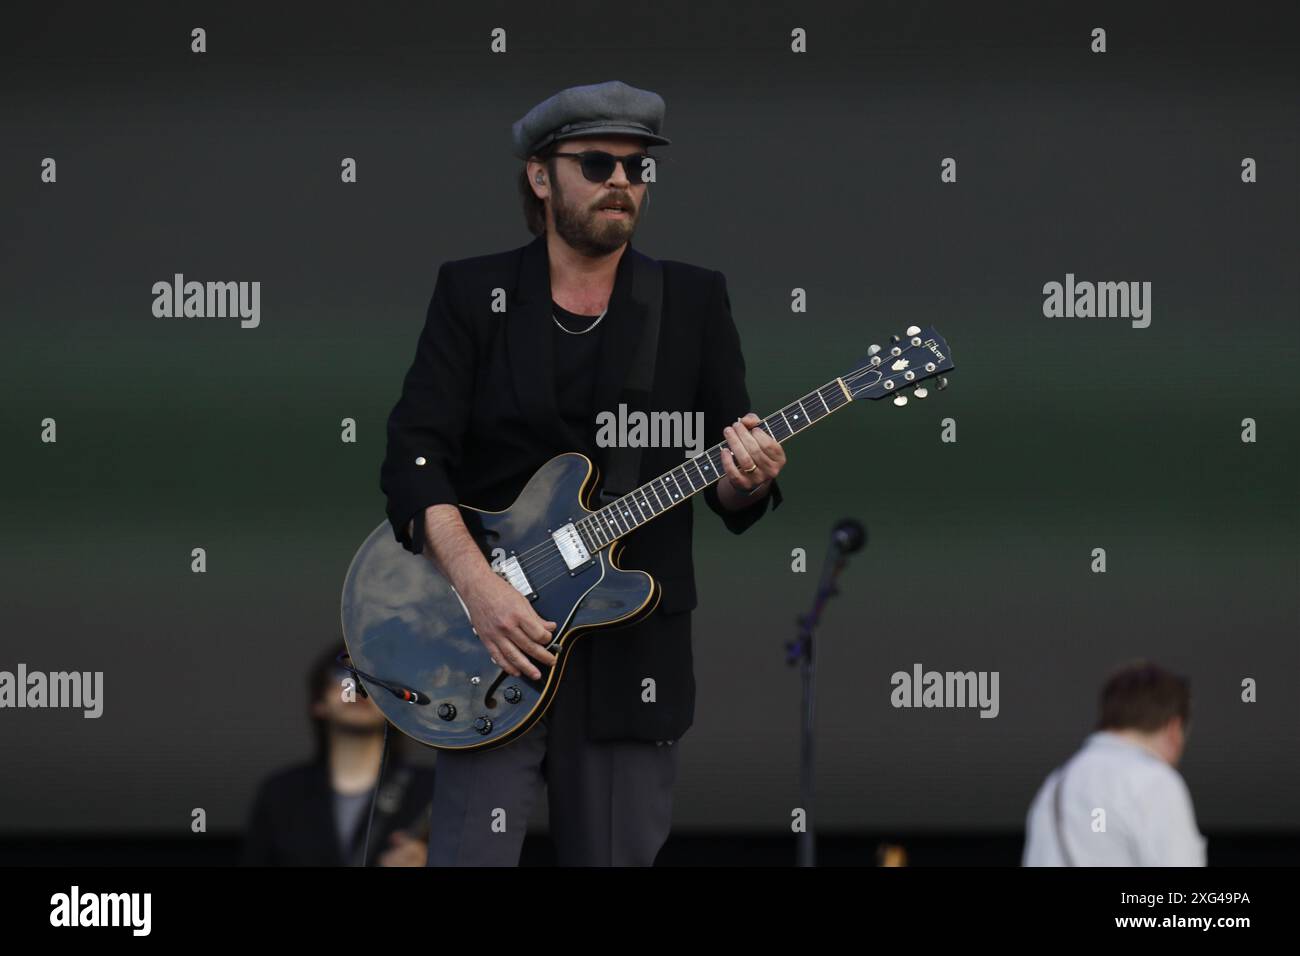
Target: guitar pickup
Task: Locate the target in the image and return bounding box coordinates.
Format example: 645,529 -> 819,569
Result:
497,556 -> 536,599
552,523 -> 593,573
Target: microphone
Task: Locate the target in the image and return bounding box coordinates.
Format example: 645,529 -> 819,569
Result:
831,518 -> 866,554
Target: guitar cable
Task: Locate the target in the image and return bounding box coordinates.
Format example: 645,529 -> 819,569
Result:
360,720 -> 391,868
334,650 -> 431,705
334,651 -> 404,867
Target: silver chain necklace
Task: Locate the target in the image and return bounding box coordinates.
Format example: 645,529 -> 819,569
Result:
552,305 -> 608,335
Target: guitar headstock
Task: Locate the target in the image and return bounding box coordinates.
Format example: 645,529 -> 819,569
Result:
840,325 -> 954,406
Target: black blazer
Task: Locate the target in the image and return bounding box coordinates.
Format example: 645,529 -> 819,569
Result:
241,758 -> 435,866
379,234 -> 782,740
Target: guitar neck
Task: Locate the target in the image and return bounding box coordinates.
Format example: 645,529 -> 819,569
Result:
576,376 -> 855,551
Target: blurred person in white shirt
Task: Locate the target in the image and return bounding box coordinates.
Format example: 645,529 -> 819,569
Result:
1023,660 -> 1207,867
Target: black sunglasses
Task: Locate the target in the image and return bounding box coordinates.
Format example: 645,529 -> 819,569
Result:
552,150 -> 656,184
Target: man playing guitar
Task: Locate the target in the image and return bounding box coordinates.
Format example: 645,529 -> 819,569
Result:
380,79 -> 786,866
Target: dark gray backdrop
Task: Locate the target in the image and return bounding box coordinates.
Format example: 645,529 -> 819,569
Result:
1,1 -> 1296,836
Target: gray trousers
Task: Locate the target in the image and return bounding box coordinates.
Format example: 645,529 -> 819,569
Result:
426,640 -> 680,866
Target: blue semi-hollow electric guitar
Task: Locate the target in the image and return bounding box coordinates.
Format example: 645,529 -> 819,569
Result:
341,326 -> 954,751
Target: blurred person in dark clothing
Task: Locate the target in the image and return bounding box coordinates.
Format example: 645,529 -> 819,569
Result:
241,645 -> 436,866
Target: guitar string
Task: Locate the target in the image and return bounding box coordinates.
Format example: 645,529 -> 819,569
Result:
507,354 -> 933,592
512,350 -> 916,573
507,383 -> 841,582
503,355 -> 924,585
508,374 -> 853,571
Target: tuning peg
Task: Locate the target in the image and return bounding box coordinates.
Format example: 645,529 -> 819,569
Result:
893,393 -> 908,407
890,334 -> 901,344
906,325 -> 920,336
867,344 -> 881,356
936,376 -> 948,391
913,387 -> 928,399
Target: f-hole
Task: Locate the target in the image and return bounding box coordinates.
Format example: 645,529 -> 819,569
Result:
484,671 -> 506,708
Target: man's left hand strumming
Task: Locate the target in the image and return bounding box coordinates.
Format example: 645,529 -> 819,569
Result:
717,412 -> 787,511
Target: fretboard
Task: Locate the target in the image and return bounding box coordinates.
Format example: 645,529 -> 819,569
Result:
575,377 -> 853,551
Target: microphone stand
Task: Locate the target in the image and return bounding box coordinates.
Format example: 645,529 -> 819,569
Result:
786,521 -> 864,867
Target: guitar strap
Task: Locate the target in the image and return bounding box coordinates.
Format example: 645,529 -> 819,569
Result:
1052,763 -> 1076,867
597,253 -> 663,506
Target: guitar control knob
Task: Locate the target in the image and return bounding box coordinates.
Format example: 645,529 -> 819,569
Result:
437,703 -> 457,721
473,716 -> 493,735
503,685 -> 523,704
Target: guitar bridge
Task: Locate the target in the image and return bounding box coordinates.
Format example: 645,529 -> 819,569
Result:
552,523 -> 592,573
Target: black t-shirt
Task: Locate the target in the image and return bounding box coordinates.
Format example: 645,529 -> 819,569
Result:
551,301 -> 606,458
406,303 -> 607,556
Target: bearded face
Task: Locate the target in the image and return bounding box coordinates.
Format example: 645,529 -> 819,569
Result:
543,138 -> 649,256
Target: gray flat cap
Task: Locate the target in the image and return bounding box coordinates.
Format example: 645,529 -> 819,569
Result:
512,80 -> 671,160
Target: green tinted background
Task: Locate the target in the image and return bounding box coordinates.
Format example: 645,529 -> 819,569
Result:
1,1 -> 1296,834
